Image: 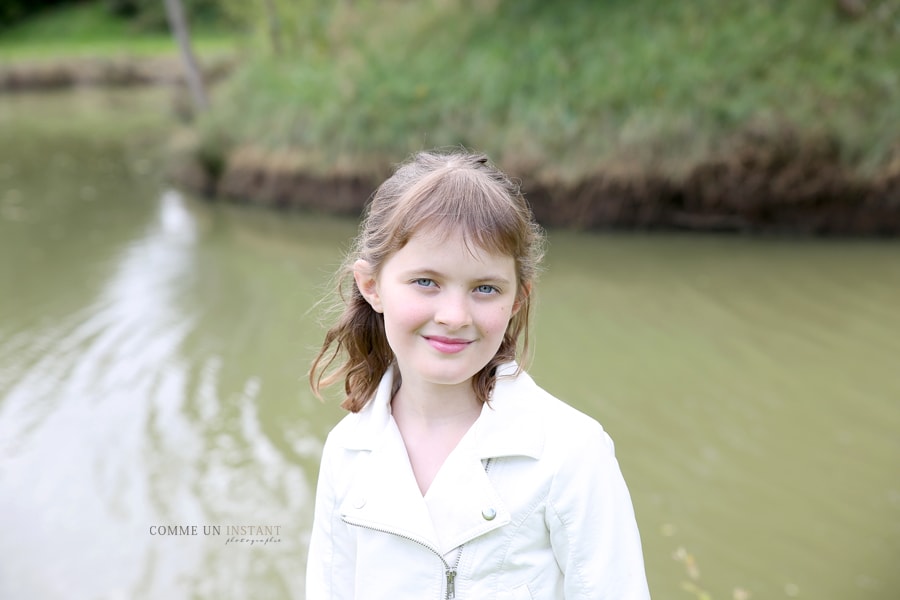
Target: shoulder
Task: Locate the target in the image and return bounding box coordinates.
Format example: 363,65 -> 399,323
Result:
321,366 -> 396,452
490,367 -> 616,460
321,409 -> 374,453
503,367 -> 612,434
324,411 -> 360,442
536,383 -> 616,460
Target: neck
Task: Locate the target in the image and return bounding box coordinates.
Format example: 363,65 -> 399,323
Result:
390,377 -> 482,428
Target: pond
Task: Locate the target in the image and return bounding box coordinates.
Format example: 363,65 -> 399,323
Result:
1,89 -> 898,599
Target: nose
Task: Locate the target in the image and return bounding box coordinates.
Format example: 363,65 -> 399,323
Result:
434,291 -> 472,329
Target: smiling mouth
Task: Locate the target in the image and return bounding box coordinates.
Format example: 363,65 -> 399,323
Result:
424,336 -> 472,354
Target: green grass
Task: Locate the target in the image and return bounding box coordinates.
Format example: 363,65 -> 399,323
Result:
4,1 -> 898,183
0,1 -> 237,59
196,0 -> 900,181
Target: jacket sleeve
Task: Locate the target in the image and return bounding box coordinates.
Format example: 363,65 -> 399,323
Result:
306,433 -> 356,600
546,422 -> 651,600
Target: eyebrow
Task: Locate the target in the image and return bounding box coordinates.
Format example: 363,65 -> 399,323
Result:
402,268 -> 512,286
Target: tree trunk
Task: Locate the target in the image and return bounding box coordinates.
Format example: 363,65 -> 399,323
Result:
163,0 -> 209,113
263,0 -> 283,56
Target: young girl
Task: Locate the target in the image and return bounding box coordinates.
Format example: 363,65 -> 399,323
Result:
307,150 -> 650,599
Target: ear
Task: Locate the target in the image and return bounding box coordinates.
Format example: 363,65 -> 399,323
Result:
512,281 -> 531,316
353,259 -> 383,313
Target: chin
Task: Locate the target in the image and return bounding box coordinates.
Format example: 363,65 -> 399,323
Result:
418,364 -> 482,387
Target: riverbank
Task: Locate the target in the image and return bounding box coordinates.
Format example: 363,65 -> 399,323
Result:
167,127 -> 900,235
0,1 -> 235,91
0,55 -> 234,91
4,0 -> 899,234
168,0 -> 899,235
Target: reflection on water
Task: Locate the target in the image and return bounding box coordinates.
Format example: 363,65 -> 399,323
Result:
1,90 -> 899,599
1,186 -> 314,598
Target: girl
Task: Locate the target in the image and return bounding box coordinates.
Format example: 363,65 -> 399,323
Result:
307,150 -> 650,599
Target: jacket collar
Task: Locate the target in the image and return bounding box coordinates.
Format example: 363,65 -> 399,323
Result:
339,362 -> 545,460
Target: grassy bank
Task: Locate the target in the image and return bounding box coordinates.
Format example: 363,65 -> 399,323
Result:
195,0 -> 900,184
0,1 -> 235,60
3,1 -> 897,232
0,2 -> 238,94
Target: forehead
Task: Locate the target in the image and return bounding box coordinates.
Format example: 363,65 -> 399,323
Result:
386,227 -> 515,274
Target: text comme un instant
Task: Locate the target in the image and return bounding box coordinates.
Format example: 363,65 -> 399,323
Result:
149,525 -> 282,536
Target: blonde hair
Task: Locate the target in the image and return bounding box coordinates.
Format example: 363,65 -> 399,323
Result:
310,150 -> 545,412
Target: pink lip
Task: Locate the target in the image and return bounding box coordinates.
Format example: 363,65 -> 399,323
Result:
424,336 -> 472,354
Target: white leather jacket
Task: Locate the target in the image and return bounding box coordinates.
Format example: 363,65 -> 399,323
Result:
306,364 -> 650,599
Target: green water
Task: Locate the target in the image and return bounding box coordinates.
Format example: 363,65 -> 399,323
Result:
1,89 -> 898,599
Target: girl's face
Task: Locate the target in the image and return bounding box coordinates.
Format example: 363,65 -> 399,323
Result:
354,228 -> 520,396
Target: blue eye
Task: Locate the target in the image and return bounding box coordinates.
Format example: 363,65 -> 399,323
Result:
475,284 -> 498,294
413,278 -> 436,287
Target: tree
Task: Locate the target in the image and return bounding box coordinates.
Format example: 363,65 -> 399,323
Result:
163,0 -> 209,113
262,0 -> 283,56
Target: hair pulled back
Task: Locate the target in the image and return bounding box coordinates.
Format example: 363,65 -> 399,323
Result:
310,150 -> 545,412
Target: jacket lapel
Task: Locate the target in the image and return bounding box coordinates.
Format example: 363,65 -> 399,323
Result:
340,416 -> 440,549
424,429 -> 510,554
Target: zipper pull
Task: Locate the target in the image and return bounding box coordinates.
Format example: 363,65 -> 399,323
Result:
446,569 -> 456,599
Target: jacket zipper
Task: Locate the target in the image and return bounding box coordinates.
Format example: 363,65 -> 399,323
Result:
342,458 -> 494,600
445,547 -> 462,599
340,518 -> 458,598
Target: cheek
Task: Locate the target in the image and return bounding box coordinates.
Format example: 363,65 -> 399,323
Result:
382,293 -> 430,330
483,304 -> 515,335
